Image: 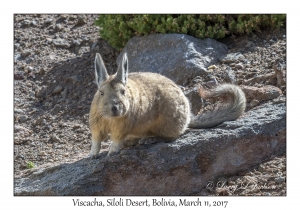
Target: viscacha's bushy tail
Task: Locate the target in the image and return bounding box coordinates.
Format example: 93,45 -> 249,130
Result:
189,84 -> 246,128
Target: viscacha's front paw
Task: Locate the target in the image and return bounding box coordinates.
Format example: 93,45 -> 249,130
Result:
107,142 -> 121,156
88,152 -> 99,159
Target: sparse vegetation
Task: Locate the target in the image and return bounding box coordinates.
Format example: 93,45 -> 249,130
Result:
27,161 -> 35,169
95,14 -> 286,50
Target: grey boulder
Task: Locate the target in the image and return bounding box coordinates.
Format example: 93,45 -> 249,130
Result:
117,34 -> 228,85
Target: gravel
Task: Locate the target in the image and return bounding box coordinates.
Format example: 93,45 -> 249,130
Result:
13,14 -> 286,196
198,155 -> 286,196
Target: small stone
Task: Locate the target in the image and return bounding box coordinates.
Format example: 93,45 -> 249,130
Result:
73,124 -> 82,129
271,37 -> 278,42
61,88 -> 67,99
52,39 -> 70,48
274,177 -> 285,184
29,91 -> 35,98
21,50 -> 31,57
91,42 -> 99,52
55,24 -> 63,31
78,46 -> 90,54
79,35 -> 89,42
220,52 -> 245,64
73,39 -> 82,46
15,108 -> 24,114
32,20 -> 38,27
35,88 -> 43,98
50,134 -> 61,142
245,41 -> 254,48
207,65 -> 217,70
258,164 -> 265,172
224,68 -> 236,84
34,117 -> 43,126
39,151 -> 46,156
53,85 -> 63,94
56,98 -> 64,103
46,38 -> 53,42
70,75 -> 82,83
39,68 -> 46,76
273,96 -> 286,104
14,43 -> 20,49
254,171 -> 261,175
60,15 -> 69,20
68,15 -> 77,20
22,19 -> 32,26
250,99 -> 260,107
54,104 -> 61,109
14,125 -> 31,135
14,73 -> 25,80
44,18 -> 53,24
19,115 -> 27,123
17,154 -> 25,160
24,66 -> 34,73
76,16 -> 86,26
235,63 -> 244,69
44,102 -> 52,107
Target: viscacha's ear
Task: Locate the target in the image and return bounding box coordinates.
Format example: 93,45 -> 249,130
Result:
94,53 -> 109,88
116,53 -> 128,84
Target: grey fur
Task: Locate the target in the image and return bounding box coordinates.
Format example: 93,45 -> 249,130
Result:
189,84 -> 246,128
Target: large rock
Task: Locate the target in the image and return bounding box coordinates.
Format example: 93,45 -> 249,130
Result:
14,102 -> 286,196
241,85 -> 282,102
117,34 -> 228,85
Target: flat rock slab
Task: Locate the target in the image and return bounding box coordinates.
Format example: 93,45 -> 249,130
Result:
14,102 -> 286,196
117,34 -> 228,85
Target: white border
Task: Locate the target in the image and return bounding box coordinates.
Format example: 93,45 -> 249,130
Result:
3,1 -> 298,209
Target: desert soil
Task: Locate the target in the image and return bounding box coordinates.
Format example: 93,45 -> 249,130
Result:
13,14 -> 286,196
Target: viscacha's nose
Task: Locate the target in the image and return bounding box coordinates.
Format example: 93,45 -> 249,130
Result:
112,105 -> 118,113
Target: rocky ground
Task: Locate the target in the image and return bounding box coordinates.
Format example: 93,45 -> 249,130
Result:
198,155 -> 286,196
13,14 -> 286,196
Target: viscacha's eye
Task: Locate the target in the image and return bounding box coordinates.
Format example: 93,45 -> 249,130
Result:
99,91 -> 104,96
120,89 -> 125,95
